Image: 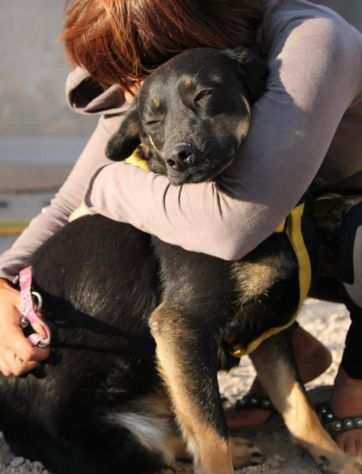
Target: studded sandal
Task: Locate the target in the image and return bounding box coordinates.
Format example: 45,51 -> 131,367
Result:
316,402 -> 362,435
234,394 -> 274,411
227,394 -> 283,433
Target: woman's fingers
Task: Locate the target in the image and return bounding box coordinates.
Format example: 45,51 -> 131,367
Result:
1,353 -> 41,377
3,350 -> 25,376
17,361 -> 39,377
12,326 -> 38,360
1,349 -> 39,377
11,328 -> 50,362
0,281 -> 50,377
0,325 -> 50,376
31,346 -> 50,362
0,359 -> 11,377
0,340 -> 45,377
30,319 -> 50,341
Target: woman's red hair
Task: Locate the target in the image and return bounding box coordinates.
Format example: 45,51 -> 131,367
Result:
63,0 -> 263,91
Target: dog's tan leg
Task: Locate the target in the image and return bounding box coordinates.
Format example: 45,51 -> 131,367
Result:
149,303 -> 240,474
251,331 -> 362,474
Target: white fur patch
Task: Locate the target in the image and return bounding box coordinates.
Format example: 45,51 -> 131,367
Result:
108,411 -> 174,463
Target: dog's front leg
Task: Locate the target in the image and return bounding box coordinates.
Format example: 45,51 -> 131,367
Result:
251,330 -> 362,474
149,302 -> 234,474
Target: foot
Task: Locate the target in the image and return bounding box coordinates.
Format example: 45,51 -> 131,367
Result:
329,367 -> 362,459
226,324 -> 332,430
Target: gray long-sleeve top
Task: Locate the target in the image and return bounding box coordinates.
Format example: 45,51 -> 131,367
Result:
1,0 -> 361,282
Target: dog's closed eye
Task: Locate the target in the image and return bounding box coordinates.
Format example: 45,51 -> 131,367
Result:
194,88 -> 214,106
145,119 -> 162,126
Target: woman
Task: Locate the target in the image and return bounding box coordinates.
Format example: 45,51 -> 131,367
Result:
0,0 -> 361,458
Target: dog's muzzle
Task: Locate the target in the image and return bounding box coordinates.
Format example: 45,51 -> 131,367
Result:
166,143 -> 195,172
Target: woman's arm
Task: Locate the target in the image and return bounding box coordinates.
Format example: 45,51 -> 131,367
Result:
85,13 -> 362,260
0,116 -> 122,282
0,67 -> 127,282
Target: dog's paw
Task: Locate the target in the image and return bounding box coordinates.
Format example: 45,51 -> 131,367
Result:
231,437 -> 264,468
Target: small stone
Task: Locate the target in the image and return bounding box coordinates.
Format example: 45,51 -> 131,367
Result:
268,454 -> 287,468
33,460 -> 46,472
10,457 -> 25,467
230,387 -> 241,396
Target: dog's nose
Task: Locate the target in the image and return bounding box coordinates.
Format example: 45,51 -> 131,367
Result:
166,143 -> 195,170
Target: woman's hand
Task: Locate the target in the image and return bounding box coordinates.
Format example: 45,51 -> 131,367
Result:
0,279 -> 50,376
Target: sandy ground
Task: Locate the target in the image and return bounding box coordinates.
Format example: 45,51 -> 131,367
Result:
0,188 -> 351,473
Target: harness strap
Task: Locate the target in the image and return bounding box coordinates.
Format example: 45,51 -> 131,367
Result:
125,149 -> 151,171
230,203 -> 312,357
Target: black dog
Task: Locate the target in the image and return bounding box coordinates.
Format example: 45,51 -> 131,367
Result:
105,48 -> 361,474
0,48 -> 359,474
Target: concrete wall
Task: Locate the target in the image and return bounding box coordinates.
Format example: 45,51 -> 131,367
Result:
1,0 -> 361,139
0,1 -> 95,138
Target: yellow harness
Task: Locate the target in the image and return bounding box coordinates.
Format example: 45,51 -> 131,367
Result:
125,150 -> 151,172
126,151 -> 312,358
230,203 -> 311,357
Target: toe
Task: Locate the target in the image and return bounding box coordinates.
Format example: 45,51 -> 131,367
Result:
355,439 -> 362,458
336,431 -> 362,459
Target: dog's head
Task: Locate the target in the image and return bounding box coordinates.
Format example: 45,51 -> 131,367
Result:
106,48 -> 267,185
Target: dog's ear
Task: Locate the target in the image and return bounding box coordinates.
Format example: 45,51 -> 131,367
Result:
224,47 -> 268,104
106,101 -> 141,161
